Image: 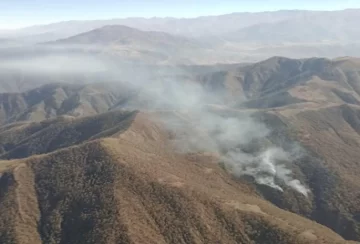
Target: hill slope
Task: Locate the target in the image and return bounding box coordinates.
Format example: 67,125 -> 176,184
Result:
195,57 -> 360,240
1,56 -> 360,242
270,104 -> 360,240
0,82 -> 134,125
199,56 -> 360,108
0,111 -> 353,244
0,110 -> 137,159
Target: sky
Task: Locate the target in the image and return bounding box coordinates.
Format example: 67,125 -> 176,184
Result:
1,0 -> 360,29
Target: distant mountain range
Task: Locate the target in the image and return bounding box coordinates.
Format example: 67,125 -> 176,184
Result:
1,9 -> 360,44
49,25 -> 198,47
0,9 -> 359,64
44,25 -> 205,64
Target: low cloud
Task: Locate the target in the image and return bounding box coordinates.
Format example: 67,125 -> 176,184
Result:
0,54 -> 108,73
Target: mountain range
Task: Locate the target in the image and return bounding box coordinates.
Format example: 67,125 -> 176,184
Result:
2,9 -> 359,42
0,110 -> 355,244
198,56 -> 360,240
2,8 -> 360,243
2,9 -> 360,63
0,56 -> 360,243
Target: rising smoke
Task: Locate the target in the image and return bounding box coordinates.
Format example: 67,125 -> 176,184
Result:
118,71 -> 311,196
0,45 -> 310,196
172,111 -> 310,196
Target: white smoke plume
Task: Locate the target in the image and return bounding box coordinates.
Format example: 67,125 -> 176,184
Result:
125,75 -> 311,197
0,44 -> 310,196
225,147 -> 310,196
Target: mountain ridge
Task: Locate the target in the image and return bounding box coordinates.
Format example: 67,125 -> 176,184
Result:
1,56 -> 360,242
0,110 -> 355,244
47,25 -> 199,48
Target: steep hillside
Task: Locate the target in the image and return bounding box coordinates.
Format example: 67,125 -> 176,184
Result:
0,82 -> 134,125
199,56 -> 360,108
267,104 -> 360,240
191,57 -> 360,240
0,111 -> 353,244
0,110 -> 137,159
177,102 -> 360,241
1,56 -> 360,242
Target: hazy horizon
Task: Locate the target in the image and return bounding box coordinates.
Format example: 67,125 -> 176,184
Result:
1,0 -> 360,29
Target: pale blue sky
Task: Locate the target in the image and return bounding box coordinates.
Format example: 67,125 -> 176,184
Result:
1,0 -> 359,29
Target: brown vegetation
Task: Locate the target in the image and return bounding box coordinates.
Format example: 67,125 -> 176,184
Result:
1,56 -> 360,243
0,112 -> 353,244
196,57 -> 360,241
0,82 -> 133,125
